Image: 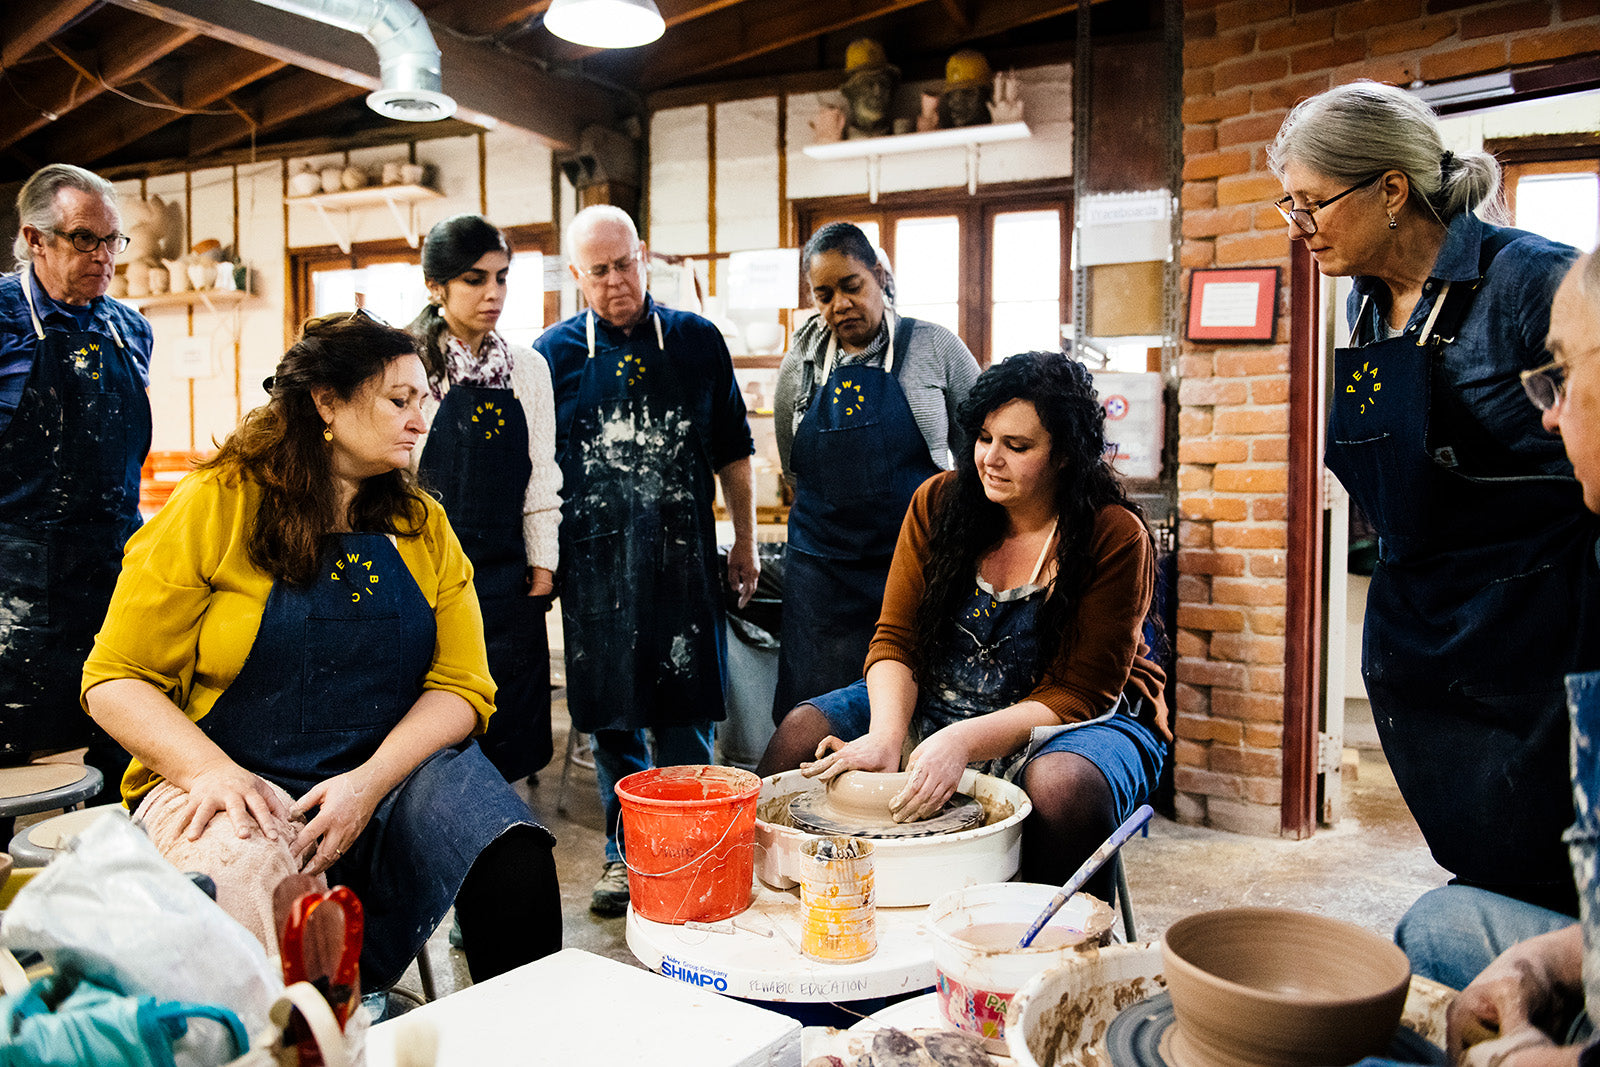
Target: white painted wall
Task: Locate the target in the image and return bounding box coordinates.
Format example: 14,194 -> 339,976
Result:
645,61 -> 1074,265
125,126 -> 554,452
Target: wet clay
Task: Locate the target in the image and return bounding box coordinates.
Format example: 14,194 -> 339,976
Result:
953,921 -> 1086,952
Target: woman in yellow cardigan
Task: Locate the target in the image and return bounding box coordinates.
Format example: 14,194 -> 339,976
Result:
82,311 -> 560,987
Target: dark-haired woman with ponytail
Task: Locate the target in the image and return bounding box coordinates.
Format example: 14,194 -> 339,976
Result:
408,214 -> 562,785
770,221 -> 978,720
82,312 -> 561,986
759,350 -> 1168,901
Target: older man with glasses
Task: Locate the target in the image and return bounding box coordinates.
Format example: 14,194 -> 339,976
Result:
0,164 -> 153,806
536,204 -> 758,917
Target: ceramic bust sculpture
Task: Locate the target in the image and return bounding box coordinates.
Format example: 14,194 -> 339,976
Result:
989,71 -> 1024,124
839,37 -> 899,139
940,49 -> 993,128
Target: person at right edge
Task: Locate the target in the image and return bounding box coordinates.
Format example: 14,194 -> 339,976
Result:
763,222 -> 978,735
1269,81 -> 1598,929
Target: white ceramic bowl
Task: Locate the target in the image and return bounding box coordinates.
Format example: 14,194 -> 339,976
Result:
754,767 -> 1030,907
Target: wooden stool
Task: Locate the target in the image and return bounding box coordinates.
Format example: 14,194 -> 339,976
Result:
8,806 -> 127,866
0,762 -> 103,821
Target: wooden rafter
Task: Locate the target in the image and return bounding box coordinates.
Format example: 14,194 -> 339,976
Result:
631,0 -> 934,89
187,73 -> 366,158
418,0 -> 548,35
0,0 -> 96,70
100,0 -> 618,148
0,11 -> 196,150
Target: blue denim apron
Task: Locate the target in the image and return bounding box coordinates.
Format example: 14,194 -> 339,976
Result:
1567,666 -> 1600,1031
0,271 -> 149,757
1328,235 -> 1596,909
417,381 -> 552,782
916,528 -> 1113,781
557,310 -> 726,733
776,316 -> 938,717
199,532 -> 543,987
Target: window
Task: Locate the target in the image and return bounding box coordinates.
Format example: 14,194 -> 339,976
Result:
289,224 -> 558,348
796,184 -> 1072,366
1508,162 -> 1600,252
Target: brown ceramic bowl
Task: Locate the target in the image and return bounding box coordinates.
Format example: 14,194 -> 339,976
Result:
1160,907 -> 1411,1067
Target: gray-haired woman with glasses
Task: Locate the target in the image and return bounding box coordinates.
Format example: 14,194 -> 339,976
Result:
1269,80 -> 1598,943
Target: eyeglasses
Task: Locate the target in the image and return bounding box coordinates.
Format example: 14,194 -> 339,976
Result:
1272,174 -> 1383,236
53,228 -> 131,254
578,250 -> 642,280
1521,357 -> 1568,412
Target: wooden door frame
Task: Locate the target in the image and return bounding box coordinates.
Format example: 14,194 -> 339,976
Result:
1283,240 -> 1322,838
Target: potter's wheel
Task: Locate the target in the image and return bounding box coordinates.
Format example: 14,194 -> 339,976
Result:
787,787 -> 986,839
1103,992 -> 1447,1067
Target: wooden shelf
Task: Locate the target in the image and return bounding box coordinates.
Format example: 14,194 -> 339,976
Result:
801,122 -> 1031,203
128,288 -> 248,314
801,121 -> 1031,160
287,183 -> 445,252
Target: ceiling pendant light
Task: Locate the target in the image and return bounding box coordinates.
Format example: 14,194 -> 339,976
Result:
545,0 -> 665,48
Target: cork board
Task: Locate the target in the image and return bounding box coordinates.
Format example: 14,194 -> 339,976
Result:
1088,260 -> 1165,337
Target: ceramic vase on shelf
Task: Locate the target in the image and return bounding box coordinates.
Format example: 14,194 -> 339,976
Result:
399,162 -> 425,186
163,258 -> 190,293
340,165 -> 367,191
146,266 -> 169,295
320,166 -> 343,194
289,163 -> 322,197
187,262 -> 214,291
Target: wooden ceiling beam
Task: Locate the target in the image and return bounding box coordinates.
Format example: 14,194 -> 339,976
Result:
0,13 -> 196,149
30,46 -> 289,166
889,0 -> 1079,53
187,73 -> 367,159
631,0 -> 933,88
935,0 -> 972,35
420,0 -> 547,35
1,0 -> 96,69
101,0 -> 618,148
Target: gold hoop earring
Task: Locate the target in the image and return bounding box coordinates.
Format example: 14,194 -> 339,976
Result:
323,427 -> 334,442
1388,213 -> 1398,230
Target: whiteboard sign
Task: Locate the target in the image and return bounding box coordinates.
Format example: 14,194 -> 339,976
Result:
1091,370 -> 1164,481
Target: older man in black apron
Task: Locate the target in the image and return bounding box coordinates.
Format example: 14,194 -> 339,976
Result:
0,165 -> 152,806
537,205 -> 758,917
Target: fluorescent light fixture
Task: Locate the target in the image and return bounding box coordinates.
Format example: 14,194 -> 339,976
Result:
545,0 -> 665,48
1410,72 -> 1514,107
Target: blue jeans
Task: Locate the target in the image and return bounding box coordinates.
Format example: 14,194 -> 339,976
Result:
1395,884 -> 1574,991
592,724 -> 717,863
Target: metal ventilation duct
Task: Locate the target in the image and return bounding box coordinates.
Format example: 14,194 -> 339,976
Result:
246,0 -> 456,122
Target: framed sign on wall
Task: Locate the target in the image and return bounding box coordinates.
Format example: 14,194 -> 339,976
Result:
1185,267 -> 1279,343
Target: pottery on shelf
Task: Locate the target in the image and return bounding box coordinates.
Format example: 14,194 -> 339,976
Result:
108,274 -> 129,298
162,258 -> 190,293
399,162 -> 425,186
289,163 -> 322,198
125,261 -> 151,297
382,161 -> 403,185
319,166 -> 344,194
340,165 -> 368,191
146,266 -> 169,295
186,261 -> 215,291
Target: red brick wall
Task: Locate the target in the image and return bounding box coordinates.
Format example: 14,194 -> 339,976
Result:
1175,0 -> 1600,836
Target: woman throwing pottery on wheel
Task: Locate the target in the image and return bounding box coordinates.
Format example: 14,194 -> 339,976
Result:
82,312 -> 561,986
1270,81 -> 1597,919
768,222 -> 978,721
759,350 -> 1167,902
408,214 -> 562,785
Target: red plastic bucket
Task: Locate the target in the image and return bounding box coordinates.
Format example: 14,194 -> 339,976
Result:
615,765 -> 762,924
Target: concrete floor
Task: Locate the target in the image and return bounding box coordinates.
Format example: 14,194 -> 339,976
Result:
401,693 -> 1450,1003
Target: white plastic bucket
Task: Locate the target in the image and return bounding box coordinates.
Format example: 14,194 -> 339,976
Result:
925,882 -> 1114,1052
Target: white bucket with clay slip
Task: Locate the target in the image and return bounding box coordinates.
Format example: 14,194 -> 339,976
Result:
926,882 -> 1115,1053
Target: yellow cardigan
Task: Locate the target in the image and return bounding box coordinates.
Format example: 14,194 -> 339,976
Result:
81,466 -> 496,801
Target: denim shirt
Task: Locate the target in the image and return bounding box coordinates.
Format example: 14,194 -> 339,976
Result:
1347,212 -> 1577,475
0,267 -> 154,439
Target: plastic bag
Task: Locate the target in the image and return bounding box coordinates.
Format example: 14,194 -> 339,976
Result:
0,971 -> 249,1067
0,815 -> 280,1065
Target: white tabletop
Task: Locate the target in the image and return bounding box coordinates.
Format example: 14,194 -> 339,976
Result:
626,882 -> 937,1002
365,948 -> 800,1067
